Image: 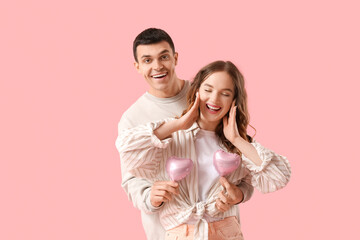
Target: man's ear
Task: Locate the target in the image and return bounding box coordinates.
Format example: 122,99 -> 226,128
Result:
134,61 -> 140,73
174,52 -> 178,66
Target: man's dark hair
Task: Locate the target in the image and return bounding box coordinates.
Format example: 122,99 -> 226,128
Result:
133,28 -> 175,62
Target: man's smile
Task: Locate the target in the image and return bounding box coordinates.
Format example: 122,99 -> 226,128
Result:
151,72 -> 168,79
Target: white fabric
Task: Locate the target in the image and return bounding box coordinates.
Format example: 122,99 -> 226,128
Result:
195,129 -> 221,202
186,129 -> 225,225
117,81 -> 190,240
116,119 -> 291,240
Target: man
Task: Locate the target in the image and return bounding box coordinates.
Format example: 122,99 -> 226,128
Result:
116,28 -> 254,240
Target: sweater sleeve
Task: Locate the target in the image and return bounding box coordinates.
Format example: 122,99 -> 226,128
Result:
116,119 -> 173,181
241,140 -> 291,193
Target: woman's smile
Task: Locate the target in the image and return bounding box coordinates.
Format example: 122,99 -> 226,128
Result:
197,71 -> 234,131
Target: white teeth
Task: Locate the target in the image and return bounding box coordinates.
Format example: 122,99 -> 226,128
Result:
207,104 -> 221,111
152,73 -> 167,78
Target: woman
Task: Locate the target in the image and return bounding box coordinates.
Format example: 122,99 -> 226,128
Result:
117,61 -> 291,240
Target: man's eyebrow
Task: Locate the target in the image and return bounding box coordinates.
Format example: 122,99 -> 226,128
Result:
204,83 -> 233,92
159,49 -> 170,55
140,50 -> 170,59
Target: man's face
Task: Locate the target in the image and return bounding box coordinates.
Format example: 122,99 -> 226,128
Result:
134,41 -> 178,97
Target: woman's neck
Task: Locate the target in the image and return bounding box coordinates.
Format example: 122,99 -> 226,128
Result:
197,118 -> 219,131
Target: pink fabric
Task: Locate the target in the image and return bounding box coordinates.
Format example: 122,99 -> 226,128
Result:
165,216 -> 244,240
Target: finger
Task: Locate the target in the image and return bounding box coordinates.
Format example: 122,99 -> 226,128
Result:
153,181 -> 179,188
154,181 -> 179,187
158,184 -> 180,195
168,181 -> 179,187
153,189 -> 173,201
228,105 -> 235,124
222,114 -> 228,126
216,199 -> 229,212
152,195 -> 169,205
154,181 -> 179,192
216,199 -> 224,211
219,177 -> 237,199
230,105 -> 236,124
194,91 -> 200,106
190,94 -> 200,117
232,105 -> 237,120
219,177 -> 231,190
150,197 -> 164,207
218,191 -> 228,204
228,106 -> 238,131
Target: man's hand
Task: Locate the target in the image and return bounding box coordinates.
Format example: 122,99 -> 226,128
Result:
216,177 -> 244,212
150,181 -> 179,207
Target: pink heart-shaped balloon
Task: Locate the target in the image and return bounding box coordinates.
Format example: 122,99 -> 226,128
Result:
166,157 -> 193,181
213,150 -> 241,176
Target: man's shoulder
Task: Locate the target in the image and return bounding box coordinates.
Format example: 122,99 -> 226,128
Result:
118,80 -> 191,130
121,94 -> 148,117
118,94 -> 149,130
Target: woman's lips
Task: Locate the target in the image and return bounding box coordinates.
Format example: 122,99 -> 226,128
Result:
206,103 -> 221,113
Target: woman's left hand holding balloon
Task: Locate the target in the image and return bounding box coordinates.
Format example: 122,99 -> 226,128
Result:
216,177 -> 244,212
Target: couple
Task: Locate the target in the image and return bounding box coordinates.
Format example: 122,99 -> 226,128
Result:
116,28 -> 291,240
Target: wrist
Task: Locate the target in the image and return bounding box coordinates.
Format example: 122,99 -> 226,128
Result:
172,118 -> 182,132
233,136 -> 245,148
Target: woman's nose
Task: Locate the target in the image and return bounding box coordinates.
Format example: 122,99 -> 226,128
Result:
210,93 -> 220,104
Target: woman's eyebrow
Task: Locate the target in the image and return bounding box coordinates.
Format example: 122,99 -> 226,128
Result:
203,83 -> 233,92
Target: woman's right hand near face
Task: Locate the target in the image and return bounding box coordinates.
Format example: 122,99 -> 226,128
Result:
154,93 -> 200,140
176,92 -> 200,130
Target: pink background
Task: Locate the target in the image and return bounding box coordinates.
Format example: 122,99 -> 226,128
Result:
1,0 -> 359,239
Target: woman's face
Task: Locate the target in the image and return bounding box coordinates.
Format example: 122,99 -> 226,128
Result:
197,71 -> 235,131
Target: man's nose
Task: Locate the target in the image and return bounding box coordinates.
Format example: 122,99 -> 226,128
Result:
153,60 -> 163,71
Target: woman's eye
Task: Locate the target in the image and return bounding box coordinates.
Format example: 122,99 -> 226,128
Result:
204,89 -> 211,92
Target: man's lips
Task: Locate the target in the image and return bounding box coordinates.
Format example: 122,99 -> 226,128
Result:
151,72 -> 167,79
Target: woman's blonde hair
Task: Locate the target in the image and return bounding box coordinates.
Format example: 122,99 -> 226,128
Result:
183,60 -> 254,154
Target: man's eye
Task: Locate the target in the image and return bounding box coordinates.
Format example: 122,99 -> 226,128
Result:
161,55 -> 169,60
144,59 -> 151,63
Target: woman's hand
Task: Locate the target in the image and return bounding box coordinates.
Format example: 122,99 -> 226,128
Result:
223,101 -> 263,166
176,92 -> 200,130
154,92 -> 200,140
150,181 -> 179,207
223,101 -> 241,144
216,177 -> 244,212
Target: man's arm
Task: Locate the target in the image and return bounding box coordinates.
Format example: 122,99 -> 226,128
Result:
118,120 -> 179,212
121,170 -> 161,213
